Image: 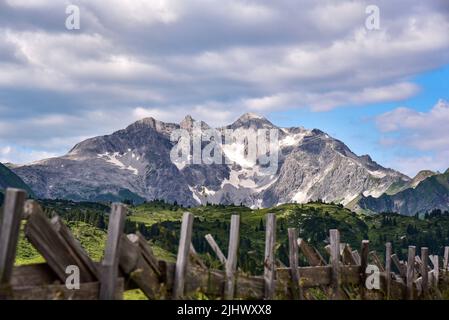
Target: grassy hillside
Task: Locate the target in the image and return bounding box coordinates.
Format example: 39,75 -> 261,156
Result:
15,221 -> 107,266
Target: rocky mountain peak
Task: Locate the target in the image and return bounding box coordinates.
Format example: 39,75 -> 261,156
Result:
228,112 -> 277,130
134,116 -> 157,127
179,115 -> 210,131
180,114 -> 195,129
411,170 -> 437,188
127,117 -> 178,136
239,112 -> 266,121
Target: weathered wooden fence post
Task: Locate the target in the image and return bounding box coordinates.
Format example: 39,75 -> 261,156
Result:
224,214 -> 240,300
264,213 -> 276,300
0,189 -> 27,293
288,228 -> 301,300
385,242 -> 392,299
360,240 -> 369,300
329,229 -> 341,300
172,212 -> 194,300
406,246 -> 416,300
421,247 -> 429,297
444,246 -> 449,272
430,255 -> 439,287
99,203 -> 127,300
205,234 -> 227,266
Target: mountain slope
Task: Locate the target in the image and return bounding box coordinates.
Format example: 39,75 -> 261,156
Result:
0,162 -> 34,198
357,169 -> 449,215
13,113 -> 409,207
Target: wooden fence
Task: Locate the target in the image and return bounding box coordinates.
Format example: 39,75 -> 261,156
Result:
0,188 -> 448,300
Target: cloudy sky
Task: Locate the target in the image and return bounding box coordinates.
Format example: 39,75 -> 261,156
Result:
0,0 -> 448,176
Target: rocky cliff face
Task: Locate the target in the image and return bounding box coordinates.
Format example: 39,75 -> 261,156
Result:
13,113 -> 410,208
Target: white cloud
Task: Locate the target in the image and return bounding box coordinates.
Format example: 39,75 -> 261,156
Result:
0,0 -> 448,164
242,82 -> 419,112
385,152 -> 449,177
5,0 -> 56,8
309,2 -> 365,34
0,145 -> 57,165
376,100 -> 449,175
86,0 -> 182,26
377,100 -> 449,151
133,104 -> 236,127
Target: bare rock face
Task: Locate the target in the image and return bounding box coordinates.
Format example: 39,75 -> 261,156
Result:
13,113 -> 410,208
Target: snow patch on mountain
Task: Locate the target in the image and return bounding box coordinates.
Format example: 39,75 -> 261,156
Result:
98,152 -> 139,175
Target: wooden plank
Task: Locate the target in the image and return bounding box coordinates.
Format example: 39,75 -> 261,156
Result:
444,246 -> 449,271
189,243 -> 207,269
163,263 -> 362,300
414,277 -> 422,296
421,247 -> 429,296
297,238 -> 326,266
329,229 -> 340,300
406,246 -> 416,300
11,264 -> 59,288
25,202 -> 96,283
205,234 -> 227,266
415,255 -> 422,265
278,265 -> 361,287
369,251 -> 385,272
135,232 -> 161,277
99,203 -> 126,300
264,213 -> 276,300
10,279 -> 124,300
162,256 -> 354,300
0,189 -> 27,286
224,214 -> 240,300
118,234 -> 140,274
351,250 -> 361,265
385,242 -> 392,299
51,216 -> 98,280
393,272 -> 405,286
429,255 -> 439,287
391,254 -> 406,278
172,212 -> 194,300
287,228 -> 301,300
342,244 -> 357,265
414,256 -> 422,276
360,240 -> 369,300
276,259 -> 286,268
121,234 -> 160,299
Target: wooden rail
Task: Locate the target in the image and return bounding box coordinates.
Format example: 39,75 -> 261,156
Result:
0,188 -> 448,300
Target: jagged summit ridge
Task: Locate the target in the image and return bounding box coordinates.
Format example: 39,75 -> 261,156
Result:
13,113 -> 409,208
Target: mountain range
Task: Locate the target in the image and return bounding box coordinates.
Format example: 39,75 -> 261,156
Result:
12,113 -> 416,209
356,169 -> 449,215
